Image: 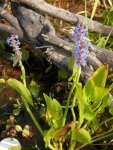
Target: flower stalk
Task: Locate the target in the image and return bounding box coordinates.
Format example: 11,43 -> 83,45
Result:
6,35 -> 44,136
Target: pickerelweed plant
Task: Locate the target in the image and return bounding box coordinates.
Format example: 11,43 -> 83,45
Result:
0,35 -> 44,136
0,29 -> 113,150
43,24 -> 113,150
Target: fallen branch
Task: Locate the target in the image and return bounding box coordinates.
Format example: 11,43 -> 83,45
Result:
0,6 -> 23,38
0,23 -> 22,37
0,6 -> 21,30
0,1 -> 111,79
16,0 -> 113,37
10,2 -> 113,75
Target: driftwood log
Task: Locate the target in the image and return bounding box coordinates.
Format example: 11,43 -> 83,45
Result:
0,0 -> 113,78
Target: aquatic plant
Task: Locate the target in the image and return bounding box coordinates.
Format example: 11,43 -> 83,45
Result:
0,29 -> 113,150
5,35 -> 44,136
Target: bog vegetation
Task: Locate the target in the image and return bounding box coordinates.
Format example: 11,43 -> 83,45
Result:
0,0 -> 113,150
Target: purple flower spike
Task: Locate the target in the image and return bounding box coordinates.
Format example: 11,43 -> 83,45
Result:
6,35 -> 22,63
73,24 -> 89,67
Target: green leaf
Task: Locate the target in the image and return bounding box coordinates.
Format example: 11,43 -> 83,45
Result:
6,78 -> 34,106
44,94 -> 63,126
96,86 -> 110,100
76,128 -> 92,144
83,80 -> 97,102
109,107 -> 113,115
89,65 -> 108,88
101,94 -> 111,107
30,85 -> 39,97
68,54 -> 74,70
90,117 -> 99,132
44,127 -> 55,148
13,108 -> 20,116
97,37 -> 106,48
91,87 -> 110,110
21,48 -> 29,61
84,104 -> 95,121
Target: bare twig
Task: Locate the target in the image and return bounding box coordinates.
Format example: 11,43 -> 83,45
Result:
0,6 -> 22,32
42,33 -> 113,69
0,23 -> 23,37
13,0 -> 78,24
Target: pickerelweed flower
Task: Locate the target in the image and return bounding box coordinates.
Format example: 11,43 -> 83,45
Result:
73,24 -> 89,67
6,35 -> 22,64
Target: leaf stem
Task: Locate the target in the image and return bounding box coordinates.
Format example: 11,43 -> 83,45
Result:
19,60 -> 26,87
62,67 -> 81,125
62,83 -> 76,125
22,96 -> 44,136
71,90 -> 77,122
97,117 -> 113,130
